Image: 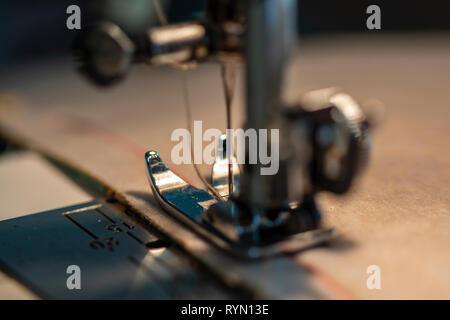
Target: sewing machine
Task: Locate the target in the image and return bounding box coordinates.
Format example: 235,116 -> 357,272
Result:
1,0 -> 449,300
74,0 -> 371,258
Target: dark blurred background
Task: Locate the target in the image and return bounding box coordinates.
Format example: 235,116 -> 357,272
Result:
0,0 -> 449,69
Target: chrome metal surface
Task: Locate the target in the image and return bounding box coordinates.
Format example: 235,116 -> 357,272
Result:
0,200 -> 229,299
211,134 -> 240,198
240,0 -> 297,210
145,151 -> 217,222
145,150 -> 240,256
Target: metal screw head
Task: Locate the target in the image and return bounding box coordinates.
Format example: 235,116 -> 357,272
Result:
73,22 -> 135,86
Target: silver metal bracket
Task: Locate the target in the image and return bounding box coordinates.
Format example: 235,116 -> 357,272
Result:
211,134 -> 240,199
145,150 -> 336,259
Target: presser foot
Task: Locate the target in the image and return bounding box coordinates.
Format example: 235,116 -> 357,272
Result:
145,150 -> 336,259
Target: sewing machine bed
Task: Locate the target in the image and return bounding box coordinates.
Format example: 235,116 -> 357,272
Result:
0,34 -> 449,299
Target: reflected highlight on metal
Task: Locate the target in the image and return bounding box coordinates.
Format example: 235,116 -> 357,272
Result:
211,134 -> 240,199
